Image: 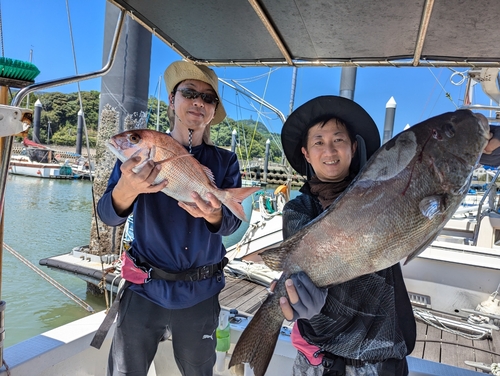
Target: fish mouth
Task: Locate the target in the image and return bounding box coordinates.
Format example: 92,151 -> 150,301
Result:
108,138 -> 118,149
105,140 -> 126,162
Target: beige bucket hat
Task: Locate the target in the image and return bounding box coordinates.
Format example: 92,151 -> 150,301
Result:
165,61 -> 227,125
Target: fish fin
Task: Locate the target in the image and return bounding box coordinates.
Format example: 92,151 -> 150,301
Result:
229,281 -> 285,376
223,187 -> 261,222
260,245 -> 287,271
202,166 -> 216,185
419,195 -> 446,219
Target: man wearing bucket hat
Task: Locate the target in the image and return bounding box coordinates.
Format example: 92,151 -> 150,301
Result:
98,60 -> 243,376
277,96 -> 416,375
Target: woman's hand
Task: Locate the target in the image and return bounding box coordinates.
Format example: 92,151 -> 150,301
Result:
178,192 -> 223,228
112,156 -> 168,215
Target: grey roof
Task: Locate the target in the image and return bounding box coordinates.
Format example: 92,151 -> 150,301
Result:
110,0 -> 500,68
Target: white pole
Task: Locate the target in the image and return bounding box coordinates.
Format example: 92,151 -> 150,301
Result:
156,75 -> 161,132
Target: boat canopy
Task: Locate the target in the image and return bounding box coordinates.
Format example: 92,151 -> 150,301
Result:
110,0 -> 500,68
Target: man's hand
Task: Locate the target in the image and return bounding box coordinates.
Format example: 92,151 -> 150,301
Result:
276,272 -> 328,322
112,156 -> 168,215
178,192 -> 223,228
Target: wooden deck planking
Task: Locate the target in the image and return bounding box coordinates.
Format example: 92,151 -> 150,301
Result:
440,330 -> 460,367
422,323 -> 442,363
456,333 -> 476,371
472,336 -> 494,366
411,318 -> 426,358
220,276 -> 268,314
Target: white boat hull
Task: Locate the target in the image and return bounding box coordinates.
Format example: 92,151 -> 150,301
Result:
9,162 -> 63,178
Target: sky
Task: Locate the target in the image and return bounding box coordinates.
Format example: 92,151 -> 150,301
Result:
2,0 -> 496,143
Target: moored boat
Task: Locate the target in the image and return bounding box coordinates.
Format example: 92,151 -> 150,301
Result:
9,139 -> 77,179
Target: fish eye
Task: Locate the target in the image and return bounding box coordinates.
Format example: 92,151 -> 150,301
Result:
128,133 -> 141,144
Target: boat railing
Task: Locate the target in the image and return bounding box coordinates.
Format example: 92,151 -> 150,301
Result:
472,168 -> 500,246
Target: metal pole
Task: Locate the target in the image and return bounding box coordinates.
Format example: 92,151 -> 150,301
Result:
47,121 -> 51,145
0,85 -> 8,366
231,129 -> 237,153
33,99 -> 42,143
263,139 -> 270,184
219,78 -> 286,124
289,67 -> 297,115
156,75 -> 161,131
339,67 -> 357,100
76,109 -> 84,155
382,97 -> 397,145
98,4 -> 151,131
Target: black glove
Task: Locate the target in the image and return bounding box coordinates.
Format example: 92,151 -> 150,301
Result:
289,271 -> 328,321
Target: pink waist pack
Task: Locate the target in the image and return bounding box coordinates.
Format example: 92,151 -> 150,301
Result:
120,251 -> 151,284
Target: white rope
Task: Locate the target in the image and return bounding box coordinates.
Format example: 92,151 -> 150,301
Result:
413,307 -> 489,340
230,67 -> 281,83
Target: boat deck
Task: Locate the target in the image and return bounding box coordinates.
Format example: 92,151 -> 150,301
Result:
40,254 -> 500,374
412,309 -> 500,373
221,275 -> 500,374
220,274 -> 269,315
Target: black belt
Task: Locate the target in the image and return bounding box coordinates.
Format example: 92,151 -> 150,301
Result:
322,353 -> 383,376
145,257 -> 228,282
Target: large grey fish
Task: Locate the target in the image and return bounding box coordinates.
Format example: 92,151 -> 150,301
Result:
229,110 -> 489,375
106,129 -> 260,222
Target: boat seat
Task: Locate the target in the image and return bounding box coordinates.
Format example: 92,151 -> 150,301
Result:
474,211 -> 500,248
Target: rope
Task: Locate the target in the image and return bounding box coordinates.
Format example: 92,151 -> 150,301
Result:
3,242 -> 94,312
64,1 -> 106,311
246,69 -> 272,158
2,359 -> 10,376
413,308 -> 488,340
427,67 -> 458,108
415,339 -> 500,356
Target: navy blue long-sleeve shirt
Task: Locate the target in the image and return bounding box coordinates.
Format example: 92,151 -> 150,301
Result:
97,142 -> 242,309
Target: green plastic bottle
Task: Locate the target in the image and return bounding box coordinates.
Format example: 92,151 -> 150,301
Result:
215,311 -> 230,372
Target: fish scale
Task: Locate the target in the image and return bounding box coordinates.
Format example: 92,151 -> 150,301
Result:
229,109 -> 490,376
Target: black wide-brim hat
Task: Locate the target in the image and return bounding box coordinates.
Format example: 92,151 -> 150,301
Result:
282,95 -> 381,176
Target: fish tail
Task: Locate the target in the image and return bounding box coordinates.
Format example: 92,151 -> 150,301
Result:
224,187 -> 261,222
229,291 -> 284,376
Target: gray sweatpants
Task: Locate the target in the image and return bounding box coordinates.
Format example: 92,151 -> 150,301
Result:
107,288 -> 220,376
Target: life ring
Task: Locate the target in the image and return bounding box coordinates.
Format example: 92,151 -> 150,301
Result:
274,184 -> 287,196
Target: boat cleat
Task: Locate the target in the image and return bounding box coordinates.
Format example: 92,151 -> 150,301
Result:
0,104 -> 32,137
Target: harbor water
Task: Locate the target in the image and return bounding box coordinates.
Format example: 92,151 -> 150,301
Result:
2,174 -> 267,348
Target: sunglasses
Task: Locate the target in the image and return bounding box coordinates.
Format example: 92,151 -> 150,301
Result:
176,88 -> 219,105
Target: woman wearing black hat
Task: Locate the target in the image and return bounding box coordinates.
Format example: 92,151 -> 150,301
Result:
278,96 -> 416,376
